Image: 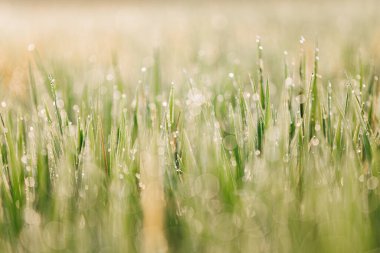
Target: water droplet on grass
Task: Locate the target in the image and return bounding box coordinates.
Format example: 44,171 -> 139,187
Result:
27,44 -> 35,52
139,182 -> 146,190
296,119 -> 303,127
106,73 -> 114,81
231,158 -> 237,167
25,177 -> 35,188
256,35 -> 261,43
252,93 -> 260,101
300,36 -> 306,44
73,105 -> 80,113
21,155 -> 28,164
285,77 -> 294,88
311,137 -> 319,146
56,99 -> 64,109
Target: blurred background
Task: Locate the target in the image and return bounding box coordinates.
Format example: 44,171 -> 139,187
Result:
0,0 -> 379,98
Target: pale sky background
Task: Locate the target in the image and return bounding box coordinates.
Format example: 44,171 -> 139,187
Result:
0,0 -> 379,98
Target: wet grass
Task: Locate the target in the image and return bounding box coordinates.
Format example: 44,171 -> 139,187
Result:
0,2 -> 380,252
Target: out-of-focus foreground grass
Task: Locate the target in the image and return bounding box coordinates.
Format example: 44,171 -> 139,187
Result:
0,1 -> 380,252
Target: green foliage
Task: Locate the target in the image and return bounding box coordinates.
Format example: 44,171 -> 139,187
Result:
0,36 -> 379,253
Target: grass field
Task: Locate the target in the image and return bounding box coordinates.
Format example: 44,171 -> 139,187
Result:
1,1 -> 380,252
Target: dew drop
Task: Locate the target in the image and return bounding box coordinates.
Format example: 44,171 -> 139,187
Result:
296,119 -> 303,127
285,77 -> 294,88
25,177 -> 35,188
311,136 -> 320,146
56,99 -> 64,109
21,155 -> 28,165
73,105 -> 80,113
27,43 -> 35,52
106,73 -> 114,81
299,36 -> 306,44
256,35 -> 261,43
252,93 -> 260,102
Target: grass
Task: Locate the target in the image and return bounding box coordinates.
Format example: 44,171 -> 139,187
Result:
0,1 -> 380,252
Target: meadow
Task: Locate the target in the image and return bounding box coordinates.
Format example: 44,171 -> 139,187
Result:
0,1 -> 380,252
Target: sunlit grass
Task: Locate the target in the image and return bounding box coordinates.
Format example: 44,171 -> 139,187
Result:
0,1 -> 380,252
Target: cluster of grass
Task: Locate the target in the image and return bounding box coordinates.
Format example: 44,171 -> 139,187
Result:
1,31 -> 380,252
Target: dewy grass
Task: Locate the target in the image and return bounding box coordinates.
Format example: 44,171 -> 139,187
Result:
0,42 -> 378,252
0,2 -> 379,251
